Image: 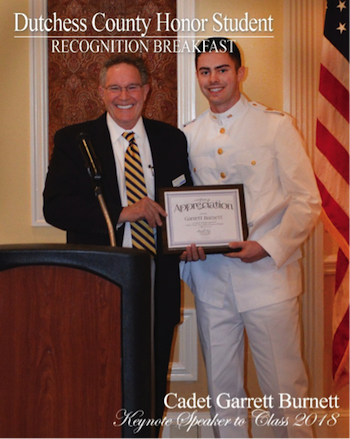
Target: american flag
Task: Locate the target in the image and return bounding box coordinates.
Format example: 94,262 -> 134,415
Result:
314,0 -> 349,391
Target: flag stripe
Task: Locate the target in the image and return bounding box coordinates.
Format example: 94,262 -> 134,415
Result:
316,177 -> 349,244
333,260 -> 349,330
335,247 -> 349,291
319,64 -> 349,122
317,93 -> 349,151
333,307 -> 349,376
316,120 -> 349,181
321,37 -> 350,90
320,209 -> 349,258
314,148 -> 349,216
333,307 -> 350,375
333,307 -> 350,364
333,250 -> 349,377
317,0 -> 350,392
333,344 -> 349,390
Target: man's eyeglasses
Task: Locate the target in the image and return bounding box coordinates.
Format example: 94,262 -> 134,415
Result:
104,84 -> 143,95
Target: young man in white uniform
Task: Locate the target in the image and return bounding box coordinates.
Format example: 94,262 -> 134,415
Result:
180,37 -> 321,438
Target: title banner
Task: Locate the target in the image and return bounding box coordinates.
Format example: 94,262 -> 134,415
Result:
14,11 -> 274,53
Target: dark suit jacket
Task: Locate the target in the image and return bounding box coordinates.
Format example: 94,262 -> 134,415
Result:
43,113 -> 192,330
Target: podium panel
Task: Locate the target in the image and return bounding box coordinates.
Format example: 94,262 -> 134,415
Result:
0,245 -> 153,438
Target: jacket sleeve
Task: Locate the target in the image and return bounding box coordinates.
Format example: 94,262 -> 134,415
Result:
257,116 -> 321,268
43,126 -> 122,236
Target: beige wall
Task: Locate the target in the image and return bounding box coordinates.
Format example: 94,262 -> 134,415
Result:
0,0 -> 65,245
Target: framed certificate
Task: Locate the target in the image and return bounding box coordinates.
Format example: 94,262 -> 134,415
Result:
159,185 -> 248,254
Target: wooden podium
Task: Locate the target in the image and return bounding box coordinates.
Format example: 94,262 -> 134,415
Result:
0,244 -> 154,438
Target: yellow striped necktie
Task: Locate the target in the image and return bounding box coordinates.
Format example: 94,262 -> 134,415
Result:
123,131 -> 156,256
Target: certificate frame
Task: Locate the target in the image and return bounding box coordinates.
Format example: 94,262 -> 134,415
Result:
159,185 -> 248,254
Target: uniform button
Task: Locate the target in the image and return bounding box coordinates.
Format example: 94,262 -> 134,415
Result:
193,168 -> 197,172
218,148 -> 223,155
220,172 -> 226,179
220,128 -> 225,134
251,160 -> 256,166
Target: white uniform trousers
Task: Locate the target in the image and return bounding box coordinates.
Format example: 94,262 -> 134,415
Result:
194,279 -> 313,438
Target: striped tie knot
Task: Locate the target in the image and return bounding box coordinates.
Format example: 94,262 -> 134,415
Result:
123,131 -> 136,144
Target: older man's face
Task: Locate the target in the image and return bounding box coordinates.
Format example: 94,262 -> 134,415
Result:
99,63 -> 149,130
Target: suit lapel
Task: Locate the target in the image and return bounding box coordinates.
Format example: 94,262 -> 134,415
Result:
89,113 -> 121,206
143,118 -> 161,190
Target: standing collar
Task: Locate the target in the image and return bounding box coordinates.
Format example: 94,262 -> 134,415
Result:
209,94 -> 249,125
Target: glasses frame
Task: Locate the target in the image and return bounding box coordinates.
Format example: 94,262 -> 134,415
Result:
103,84 -> 143,96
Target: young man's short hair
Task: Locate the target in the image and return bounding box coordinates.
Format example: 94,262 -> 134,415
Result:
195,37 -> 241,71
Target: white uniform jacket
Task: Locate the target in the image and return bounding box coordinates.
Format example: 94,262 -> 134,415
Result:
181,95 -> 321,312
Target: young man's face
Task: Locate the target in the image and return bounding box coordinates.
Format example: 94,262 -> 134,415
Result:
196,51 -> 245,114
99,63 -> 149,130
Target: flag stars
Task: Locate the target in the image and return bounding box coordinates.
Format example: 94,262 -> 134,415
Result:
335,1 -> 347,35
337,1 -> 347,12
337,22 -> 347,33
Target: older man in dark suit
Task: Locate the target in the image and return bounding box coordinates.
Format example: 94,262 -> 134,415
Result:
43,54 -> 192,431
